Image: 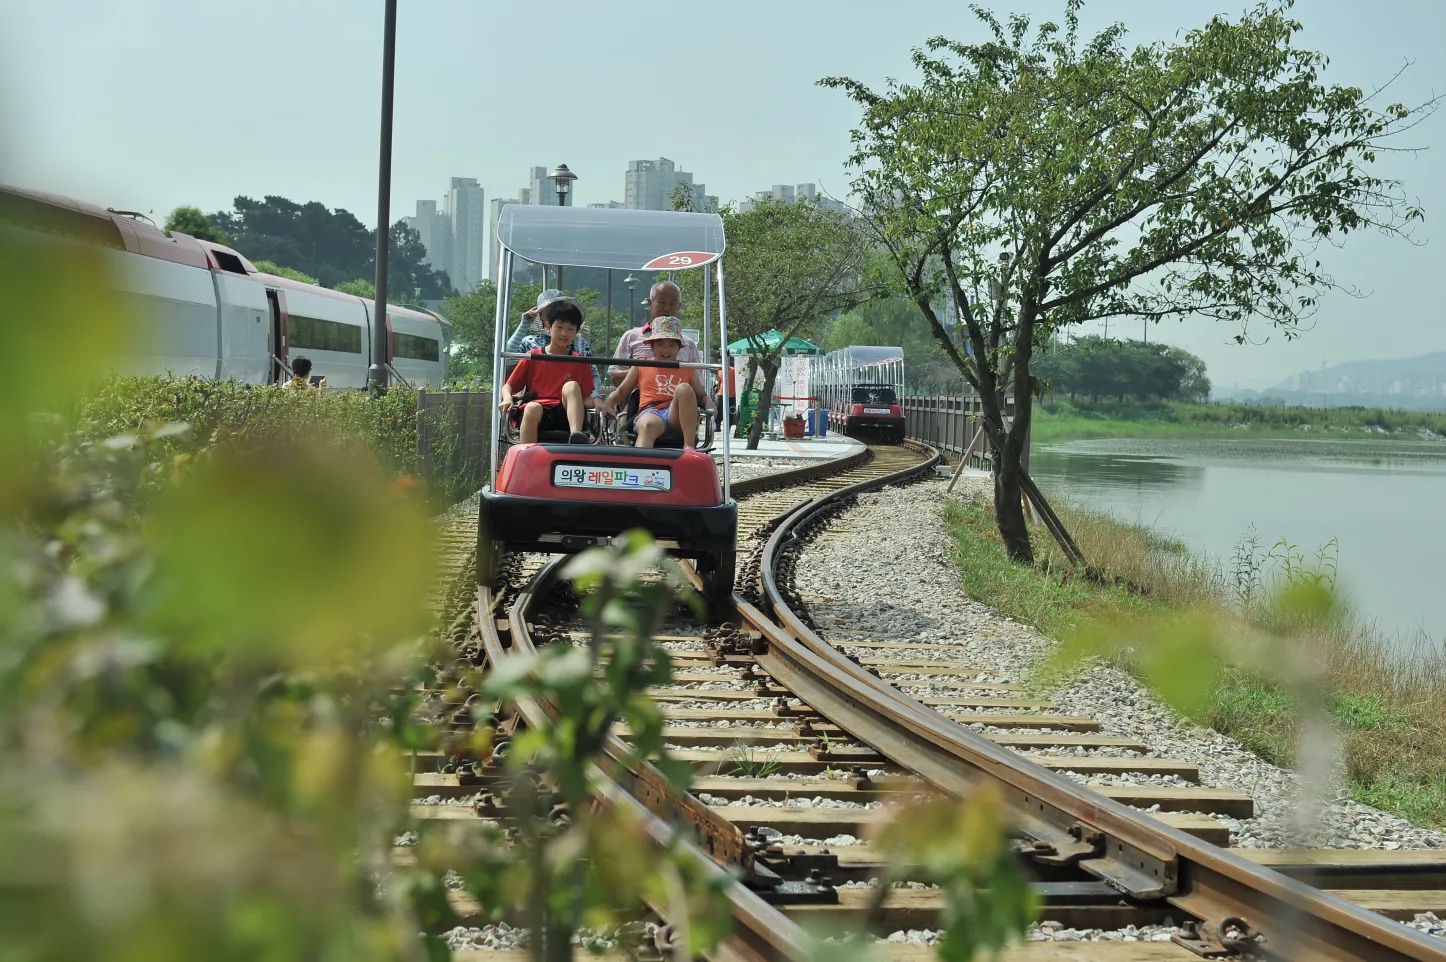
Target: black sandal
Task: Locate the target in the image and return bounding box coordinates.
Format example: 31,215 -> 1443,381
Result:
568,431 -> 590,444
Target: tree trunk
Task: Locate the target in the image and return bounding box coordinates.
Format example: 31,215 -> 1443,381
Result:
993,438 -> 1031,562
987,298 -> 1039,565
747,359 -> 780,451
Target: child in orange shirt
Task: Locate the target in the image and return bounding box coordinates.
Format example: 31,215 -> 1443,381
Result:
600,316 -> 713,448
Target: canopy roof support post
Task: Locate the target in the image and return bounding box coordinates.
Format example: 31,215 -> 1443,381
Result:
716,258 -> 731,502
702,267 -> 713,366
489,249 -> 513,484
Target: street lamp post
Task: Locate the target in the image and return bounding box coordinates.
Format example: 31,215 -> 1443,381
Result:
549,164 -> 577,289
624,274 -> 637,328
367,0 -> 399,395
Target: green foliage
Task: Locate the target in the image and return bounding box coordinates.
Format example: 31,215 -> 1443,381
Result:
861,789 -> 1037,961
678,199 -> 883,447
0,231 -> 130,507
443,281 -> 605,380
68,375 -> 474,505
1032,398 -> 1446,442
824,0 -> 1437,561
1035,335 -> 1210,403
337,278 -> 376,298
75,374 -> 417,472
253,259 -> 320,285
0,221 -> 442,957
209,195 -> 452,297
670,181 -> 695,212
944,500 -> 1154,637
437,532 -> 730,958
824,293 -> 967,392
386,220 -> 453,302
212,195 -> 372,287
164,204 -> 229,243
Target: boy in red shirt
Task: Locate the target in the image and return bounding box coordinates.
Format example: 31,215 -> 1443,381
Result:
599,316 -> 713,448
500,300 -> 596,444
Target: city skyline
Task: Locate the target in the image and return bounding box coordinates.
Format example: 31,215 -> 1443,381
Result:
416,159 -> 727,292
4,0 -> 1441,387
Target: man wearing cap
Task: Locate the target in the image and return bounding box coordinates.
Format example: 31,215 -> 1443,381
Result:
607,280 -> 698,387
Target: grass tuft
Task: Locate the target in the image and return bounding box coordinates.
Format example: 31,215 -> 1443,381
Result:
1032,399 -> 1446,443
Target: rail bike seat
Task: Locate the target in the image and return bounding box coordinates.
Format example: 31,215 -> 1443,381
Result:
501,390 -> 603,446
613,388 -> 716,451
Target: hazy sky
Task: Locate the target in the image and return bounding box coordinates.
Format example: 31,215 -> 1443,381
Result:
2,0 -> 1441,389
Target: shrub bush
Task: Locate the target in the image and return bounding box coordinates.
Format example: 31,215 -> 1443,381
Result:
74,375 -> 420,473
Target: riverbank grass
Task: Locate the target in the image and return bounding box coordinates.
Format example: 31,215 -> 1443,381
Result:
943,497 -> 1446,829
1033,399 -> 1446,443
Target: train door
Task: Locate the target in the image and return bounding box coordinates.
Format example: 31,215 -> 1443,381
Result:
267,289 -> 289,384
212,272 -> 271,383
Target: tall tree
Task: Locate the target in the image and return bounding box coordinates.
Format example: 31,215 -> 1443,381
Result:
823,0 -> 1436,562
164,206 -> 228,244
679,199 -> 883,449
1034,336 -> 1212,403
207,196 -> 453,299
387,221 -> 454,302
210,196 -> 372,287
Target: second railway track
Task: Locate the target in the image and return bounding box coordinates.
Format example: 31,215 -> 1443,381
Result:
424,442 -> 1446,961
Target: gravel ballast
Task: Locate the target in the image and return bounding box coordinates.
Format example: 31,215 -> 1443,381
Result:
788,476 -> 1446,939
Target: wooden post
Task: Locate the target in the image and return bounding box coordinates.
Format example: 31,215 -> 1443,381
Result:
944,425 -> 988,495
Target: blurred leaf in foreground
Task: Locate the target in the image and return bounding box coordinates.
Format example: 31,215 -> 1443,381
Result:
868,786 -> 1038,961
141,440 -> 436,666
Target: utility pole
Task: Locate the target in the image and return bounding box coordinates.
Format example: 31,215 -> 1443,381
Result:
367,0 -> 398,396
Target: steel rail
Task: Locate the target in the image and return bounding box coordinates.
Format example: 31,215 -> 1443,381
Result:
477,566 -> 813,962
746,444 -> 1446,961
461,445 -> 918,960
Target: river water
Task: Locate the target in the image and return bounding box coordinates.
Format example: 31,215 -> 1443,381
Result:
1029,436 -> 1446,652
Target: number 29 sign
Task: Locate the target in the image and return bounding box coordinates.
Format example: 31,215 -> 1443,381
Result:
640,251 -> 720,270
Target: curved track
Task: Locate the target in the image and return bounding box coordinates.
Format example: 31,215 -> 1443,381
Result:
440,444 -> 1446,961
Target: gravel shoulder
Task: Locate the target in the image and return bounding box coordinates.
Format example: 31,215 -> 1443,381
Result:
721,456 -> 829,485
791,476 -> 1446,851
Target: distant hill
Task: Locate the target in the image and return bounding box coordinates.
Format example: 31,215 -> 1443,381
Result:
1216,351 -> 1446,410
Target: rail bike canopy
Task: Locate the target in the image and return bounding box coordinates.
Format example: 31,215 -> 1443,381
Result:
495,205 -> 725,272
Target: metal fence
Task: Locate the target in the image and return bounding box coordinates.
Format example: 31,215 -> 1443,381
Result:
901,395 -> 1024,470
416,389 -> 491,495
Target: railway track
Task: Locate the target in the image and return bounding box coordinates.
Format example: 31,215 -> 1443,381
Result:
420,443 -> 1446,961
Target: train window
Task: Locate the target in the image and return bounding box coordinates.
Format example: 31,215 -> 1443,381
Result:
394,331 -> 440,362
290,314 -> 363,354
211,250 -> 248,274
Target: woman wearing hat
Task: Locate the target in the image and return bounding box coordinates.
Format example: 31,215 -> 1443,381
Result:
598,316 -> 713,449
505,289 -> 600,393
505,289 -> 593,356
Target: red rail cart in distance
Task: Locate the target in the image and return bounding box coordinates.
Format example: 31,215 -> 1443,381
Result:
478,205 -> 737,610
810,347 -> 907,443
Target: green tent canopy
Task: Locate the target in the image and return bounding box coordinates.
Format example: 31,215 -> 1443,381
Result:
726,330 -> 824,356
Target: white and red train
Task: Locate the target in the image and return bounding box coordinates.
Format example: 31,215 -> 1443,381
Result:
0,185 -> 451,388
